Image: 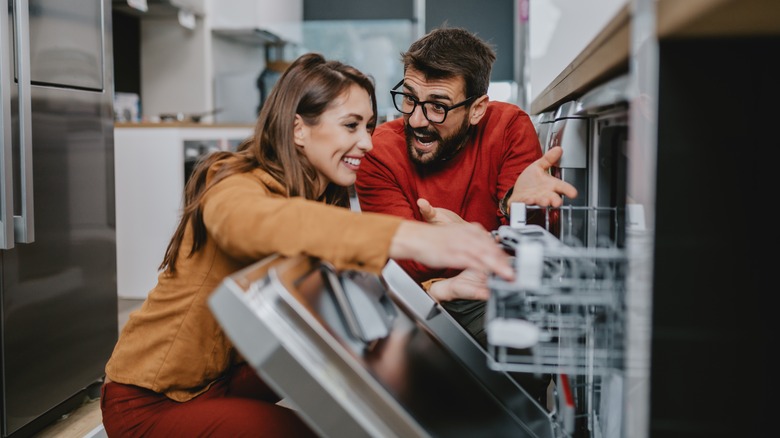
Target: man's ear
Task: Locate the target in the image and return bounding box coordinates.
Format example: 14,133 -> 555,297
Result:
469,95 -> 489,126
293,114 -> 307,147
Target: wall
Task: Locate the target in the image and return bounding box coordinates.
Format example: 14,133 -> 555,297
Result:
211,36 -> 266,124
303,0 -> 519,106
528,0 -> 626,103
425,0 -> 516,82
141,15 -> 213,118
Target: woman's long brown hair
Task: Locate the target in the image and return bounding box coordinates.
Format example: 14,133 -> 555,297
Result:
158,53 -> 377,273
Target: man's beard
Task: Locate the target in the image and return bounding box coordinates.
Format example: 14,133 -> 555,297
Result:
405,116 -> 471,165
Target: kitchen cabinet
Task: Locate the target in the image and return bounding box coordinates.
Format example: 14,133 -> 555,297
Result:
114,124 -> 252,299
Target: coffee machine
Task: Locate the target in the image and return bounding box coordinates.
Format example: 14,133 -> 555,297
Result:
256,42 -> 291,115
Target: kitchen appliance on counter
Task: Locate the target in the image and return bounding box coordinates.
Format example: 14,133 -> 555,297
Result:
0,0 -> 117,436
209,255 -> 556,438
256,41 -> 291,115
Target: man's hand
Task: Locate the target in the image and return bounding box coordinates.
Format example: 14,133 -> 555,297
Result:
417,198 -> 467,225
508,146 -> 578,208
427,269 -> 490,302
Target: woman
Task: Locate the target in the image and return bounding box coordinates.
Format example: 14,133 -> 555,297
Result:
100,53 -> 513,437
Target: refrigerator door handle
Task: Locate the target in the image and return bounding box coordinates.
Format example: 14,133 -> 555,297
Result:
12,0 -> 34,243
0,0 -> 15,248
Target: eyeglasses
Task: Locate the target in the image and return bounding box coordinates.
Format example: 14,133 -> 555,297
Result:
390,80 -> 476,124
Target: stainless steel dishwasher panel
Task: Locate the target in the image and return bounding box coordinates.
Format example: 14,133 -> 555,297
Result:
533,110 -> 556,153
209,255 -> 556,438
548,100 -> 589,244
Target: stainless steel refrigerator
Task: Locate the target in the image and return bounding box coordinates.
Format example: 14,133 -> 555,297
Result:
0,0 -> 117,436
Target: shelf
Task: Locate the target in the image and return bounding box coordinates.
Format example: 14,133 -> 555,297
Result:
211,28 -> 285,46
112,0 -> 177,18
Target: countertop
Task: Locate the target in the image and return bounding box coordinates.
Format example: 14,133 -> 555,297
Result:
115,122 -> 254,129
530,0 -> 780,114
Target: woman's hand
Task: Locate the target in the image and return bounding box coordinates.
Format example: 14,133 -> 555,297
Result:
427,269 -> 490,302
389,221 -> 514,282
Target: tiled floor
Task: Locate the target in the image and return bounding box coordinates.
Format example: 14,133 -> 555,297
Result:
33,298 -> 144,438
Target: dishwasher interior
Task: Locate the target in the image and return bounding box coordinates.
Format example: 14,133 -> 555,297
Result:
484,74 -> 631,438
207,75 -> 632,438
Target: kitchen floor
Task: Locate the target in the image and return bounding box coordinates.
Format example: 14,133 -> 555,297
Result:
32,298 -> 144,438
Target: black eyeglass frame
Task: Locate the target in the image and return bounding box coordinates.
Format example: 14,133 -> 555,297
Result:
390,79 -> 476,124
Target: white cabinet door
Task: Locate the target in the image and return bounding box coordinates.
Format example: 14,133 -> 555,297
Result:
115,128 -> 185,299
114,126 -> 252,299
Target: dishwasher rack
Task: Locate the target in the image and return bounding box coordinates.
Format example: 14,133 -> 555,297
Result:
486,205 -> 628,438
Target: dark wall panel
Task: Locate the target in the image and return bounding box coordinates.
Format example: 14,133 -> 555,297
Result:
652,36 -> 777,438
303,0 -> 414,21
425,0 -> 515,81
112,10 -> 140,94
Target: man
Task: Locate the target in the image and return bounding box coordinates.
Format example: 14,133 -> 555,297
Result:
355,26 -> 577,405
356,26 -> 576,320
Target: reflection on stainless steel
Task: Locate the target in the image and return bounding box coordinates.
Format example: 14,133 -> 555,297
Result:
28,0 -> 104,90
209,255 -> 555,438
1,0 -> 117,435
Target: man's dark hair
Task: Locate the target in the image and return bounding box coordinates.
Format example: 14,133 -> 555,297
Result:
401,26 -> 497,98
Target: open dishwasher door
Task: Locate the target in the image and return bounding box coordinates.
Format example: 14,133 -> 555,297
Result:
208,255 -> 556,438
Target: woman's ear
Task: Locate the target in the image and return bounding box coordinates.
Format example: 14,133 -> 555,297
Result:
468,95 -> 489,126
293,114 -> 307,147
